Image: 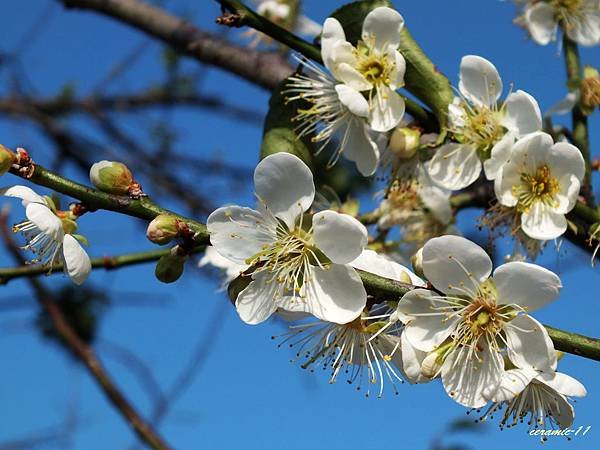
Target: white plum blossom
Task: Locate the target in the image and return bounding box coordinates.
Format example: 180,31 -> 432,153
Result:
377,168 -> 455,252
322,7 -> 406,133
286,59 -> 381,176
426,55 -> 542,190
480,364 -> 587,435
397,235 -> 561,408
520,0 -> 600,47
244,0 -> 322,48
207,152 -> 369,325
275,249 -> 425,397
494,131 -> 585,240
198,245 -> 247,291
286,6 -> 406,176
2,185 -> 91,285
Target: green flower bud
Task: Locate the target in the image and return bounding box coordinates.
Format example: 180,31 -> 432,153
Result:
388,127 -> 421,160
0,144 -> 16,176
155,251 -> 186,283
89,160 -> 133,194
147,214 -> 179,245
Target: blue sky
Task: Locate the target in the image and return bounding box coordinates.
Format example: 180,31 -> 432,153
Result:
0,1 -> 599,449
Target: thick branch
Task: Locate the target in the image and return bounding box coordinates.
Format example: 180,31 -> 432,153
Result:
59,0 -> 293,91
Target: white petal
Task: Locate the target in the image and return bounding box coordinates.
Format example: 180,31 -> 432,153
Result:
441,341 -> 504,408
426,143 -> 481,190
502,90 -> 542,136
25,203 -> 64,241
521,202 -> 567,240
525,2 -> 557,46
419,183 -> 452,225
485,368 -> 538,402
397,289 -> 460,352
349,249 -> 423,285
555,174 -> 581,214
483,132 -> 515,181
1,185 -> 46,205
566,7 -> 600,46
494,170 -> 519,207
422,235 -> 492,295
335,62 -> 372,91
62,234 -> 91,285
335,84 -> 369,117
493,261 -> 561,312
313,210 -> 367,264
321,18 -> 347,72
537,371 -> 587,398
369,85 -> 405,132
283,264 -> 366,324
391,51 -> 406,89
340,117 -> 380,176
254,153 -> 315,229
361,7 -> 404,52
547,141 -> 585,182
545,91 -> 579,117
548,391 -> 575,428
448,97 -> 467,128
505,314 -> 557,372
400,330 -> 430,384
198,245 -> 247,283
235,271 -> 279,325
207,206 -> 277,265
459,55 -> 503,108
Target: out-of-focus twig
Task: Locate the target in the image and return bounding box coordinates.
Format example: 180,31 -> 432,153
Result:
0,210 -> 174,450
59,0 -> 293,91
0,247 -> 204,285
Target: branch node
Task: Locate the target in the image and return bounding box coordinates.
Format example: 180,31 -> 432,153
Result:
216,13 -> 243,28
14,147 -> 35,178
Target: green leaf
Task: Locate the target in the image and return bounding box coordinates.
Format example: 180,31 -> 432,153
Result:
260,78 -> 315,169
329,0 -> 454,129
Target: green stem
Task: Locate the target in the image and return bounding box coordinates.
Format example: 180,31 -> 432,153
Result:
9,164 -> 209,243
0,247 -> 204,284
563,35 -> 593,204
217,0 -> 322,63
545,326 -> 600,361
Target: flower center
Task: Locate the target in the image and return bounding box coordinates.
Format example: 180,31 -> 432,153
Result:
457,104 -> 505,158
551,0 -> 583,15
246,225 -> 324,295
513,164 -> 560,212
356,43 -> 394,86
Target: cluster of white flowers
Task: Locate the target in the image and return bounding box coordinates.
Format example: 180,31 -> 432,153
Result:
201,3 -> 595,437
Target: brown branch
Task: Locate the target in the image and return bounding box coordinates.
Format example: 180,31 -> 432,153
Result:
59,0 -> 293,90
0,89 -> 263,124
0,211 -> 173,450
